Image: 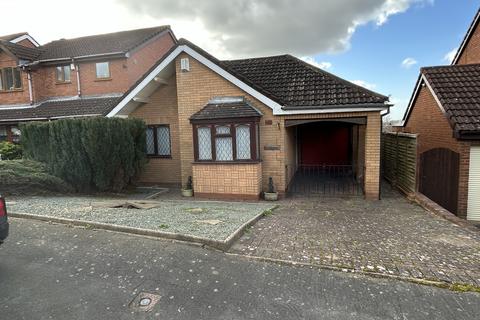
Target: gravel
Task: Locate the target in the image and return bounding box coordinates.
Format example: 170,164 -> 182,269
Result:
7,196 -> 275,241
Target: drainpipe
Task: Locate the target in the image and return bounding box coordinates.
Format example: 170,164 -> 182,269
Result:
27,71 -> 33,105
74,59 -> 81,97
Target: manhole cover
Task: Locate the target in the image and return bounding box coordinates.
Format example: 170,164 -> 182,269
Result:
129,292 -> 161,312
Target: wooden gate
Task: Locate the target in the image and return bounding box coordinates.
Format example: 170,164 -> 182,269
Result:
419,148 -> 459,214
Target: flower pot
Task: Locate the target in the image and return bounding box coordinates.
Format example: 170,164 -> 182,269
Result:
264,192 -> 278,201
181,189 -> 193,197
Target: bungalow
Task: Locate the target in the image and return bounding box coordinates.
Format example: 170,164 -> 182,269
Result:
397,8 -> 480,221
108,39 -> 390,200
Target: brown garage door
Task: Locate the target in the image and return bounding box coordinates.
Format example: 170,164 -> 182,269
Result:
419,148 -> 459,215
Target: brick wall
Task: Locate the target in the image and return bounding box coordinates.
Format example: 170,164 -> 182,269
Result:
130,74 -> 181,186
174,52 -> 283,192
16,39 -> 36,48
127,51 -> 383,199
0,52 -> 30,105
404,85 -> 471,218
456,22 -> 480,65
192,162 -> 262,200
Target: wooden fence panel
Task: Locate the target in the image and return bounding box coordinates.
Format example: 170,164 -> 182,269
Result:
381,132 -> 417,195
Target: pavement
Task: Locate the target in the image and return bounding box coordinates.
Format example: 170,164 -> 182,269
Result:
0,218 -> 479,320
231,185 -> 480,287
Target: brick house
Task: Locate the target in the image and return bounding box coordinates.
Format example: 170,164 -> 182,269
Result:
108,39 -> 390,200
0,26 -> 177,142
397,9 -> 480,221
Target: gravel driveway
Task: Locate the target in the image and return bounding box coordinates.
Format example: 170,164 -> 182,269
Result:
7,196 -> 274,241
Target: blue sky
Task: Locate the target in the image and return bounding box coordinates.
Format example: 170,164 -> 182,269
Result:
313,1 -> 479,119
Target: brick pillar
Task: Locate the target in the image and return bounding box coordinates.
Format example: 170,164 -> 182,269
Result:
364,113 -> 381,200
457,142 -> 471,219
357,125 -> 366,181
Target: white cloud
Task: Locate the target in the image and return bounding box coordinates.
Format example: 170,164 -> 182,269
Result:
301,57 -> 332,70
351,80 -> 377,90
443,47 -> 458,63
401,57 -> 418,68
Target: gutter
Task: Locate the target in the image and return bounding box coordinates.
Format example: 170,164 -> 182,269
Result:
281,103 -> 392,111
21,52 -> 126,67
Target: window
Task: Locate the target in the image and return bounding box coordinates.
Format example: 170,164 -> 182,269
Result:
193,121 -> 259,162
0,126 -> 7,142
0,67 -> 22,91
11,127 -> 21,143
95,62 -> 110,79
146,125 -> 171,157
56,65 -> 71,83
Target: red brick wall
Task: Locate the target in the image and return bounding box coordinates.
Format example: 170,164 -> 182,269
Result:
0,51 -> 30,105
15,38 -> 36,48
457,22 -> 480,65
404,85 -> 471,218
4,31 -> 176,104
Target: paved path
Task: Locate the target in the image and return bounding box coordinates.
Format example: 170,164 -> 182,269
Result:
231,186 -> 480,286
1,218 -> 479,319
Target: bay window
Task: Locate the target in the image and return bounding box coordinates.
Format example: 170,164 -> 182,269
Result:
193,121 -> 259,162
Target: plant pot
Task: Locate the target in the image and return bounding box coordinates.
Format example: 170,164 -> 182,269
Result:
181,189 -> 193,197
264,192 -> 278,201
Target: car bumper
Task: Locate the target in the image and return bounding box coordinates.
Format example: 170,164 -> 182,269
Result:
0,222 -> 8,243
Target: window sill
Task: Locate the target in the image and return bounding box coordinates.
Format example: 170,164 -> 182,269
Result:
94,77 -> 112,82
0,89 -> 23,93
193,160 -> 262,165
55,81 -> 72,85
147,155 -> 172,159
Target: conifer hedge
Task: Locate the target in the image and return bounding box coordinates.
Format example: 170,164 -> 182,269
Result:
21,118 -> 147,192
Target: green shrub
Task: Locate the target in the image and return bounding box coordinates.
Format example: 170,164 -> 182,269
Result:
0,141 -> 22,160
0,159 -> 73,195
21,117 -> 147,192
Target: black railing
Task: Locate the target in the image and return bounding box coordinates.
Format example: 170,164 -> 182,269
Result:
287,164 -> 363,196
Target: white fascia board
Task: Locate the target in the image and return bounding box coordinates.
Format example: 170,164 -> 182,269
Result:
401,75 -> 424,124
10,34 -> 40,47
106,46 -> 184,117
277,106 -> 388,116
108,44 -> 387,117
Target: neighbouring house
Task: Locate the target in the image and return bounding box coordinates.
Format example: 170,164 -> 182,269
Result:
107,39 -> 390,200
397,8 -> 480,221
0,27 -> 177,142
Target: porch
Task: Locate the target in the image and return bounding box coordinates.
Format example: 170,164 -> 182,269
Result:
284,118 -> 368,197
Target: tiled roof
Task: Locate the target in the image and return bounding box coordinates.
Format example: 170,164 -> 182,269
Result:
0,96 -> 121,122
0,40 -> 42,61
222,55 -> 388,108
422,64 -> 480,136
37,26 -> 171,61
0,32 -> 28,41
190,97 -> 262,121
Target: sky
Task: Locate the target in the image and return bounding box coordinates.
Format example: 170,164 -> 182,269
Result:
0,0 -> 478,119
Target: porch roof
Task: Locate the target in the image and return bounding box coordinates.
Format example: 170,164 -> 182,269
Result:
190,97 -> 262,121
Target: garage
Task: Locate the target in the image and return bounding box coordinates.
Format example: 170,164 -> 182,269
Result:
467,146 -> 480,221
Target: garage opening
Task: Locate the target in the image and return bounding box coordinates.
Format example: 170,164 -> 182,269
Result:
285,119 -> 365,196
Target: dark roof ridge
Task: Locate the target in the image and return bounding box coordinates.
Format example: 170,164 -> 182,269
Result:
421,63 -> 480,72
222,53 -> 291,62
42,25 -> 170,46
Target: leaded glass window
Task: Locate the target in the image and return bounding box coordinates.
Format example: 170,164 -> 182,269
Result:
197,127 -> 212,160
145,125 -> 171,157
215,137 -> 233,161
236,125 -> 251,160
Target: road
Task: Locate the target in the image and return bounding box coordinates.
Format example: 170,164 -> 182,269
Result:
0,218 -> 479,320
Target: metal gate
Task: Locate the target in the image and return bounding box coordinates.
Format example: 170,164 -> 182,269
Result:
419,148 -> 459,214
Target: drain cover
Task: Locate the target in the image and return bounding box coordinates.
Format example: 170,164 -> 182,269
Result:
129,292 -> 161,312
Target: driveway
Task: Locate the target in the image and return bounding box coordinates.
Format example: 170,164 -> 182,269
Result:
230,185 -> 480,287
1,218 -> 479,319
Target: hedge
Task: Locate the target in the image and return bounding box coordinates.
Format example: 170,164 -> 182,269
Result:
0,141 -> 22,160
21,117 -> 147,192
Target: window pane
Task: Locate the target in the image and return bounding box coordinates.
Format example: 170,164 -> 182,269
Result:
146,128 -> 155,154
96,62 -> 110,78
215,137 -> 233,161
0,70 -> 3,90
4,68 -> 13,90
64,66 -> 71,82
156,126 -> 171,156
56,66 -> 64,82
197,127 -> 212,160
236,125 -> 251,160
0,126 -> 7,141
13,68 -> 22,88
216,126 -> 230,135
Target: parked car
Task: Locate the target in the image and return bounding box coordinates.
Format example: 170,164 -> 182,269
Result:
0,195 -> 8,244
